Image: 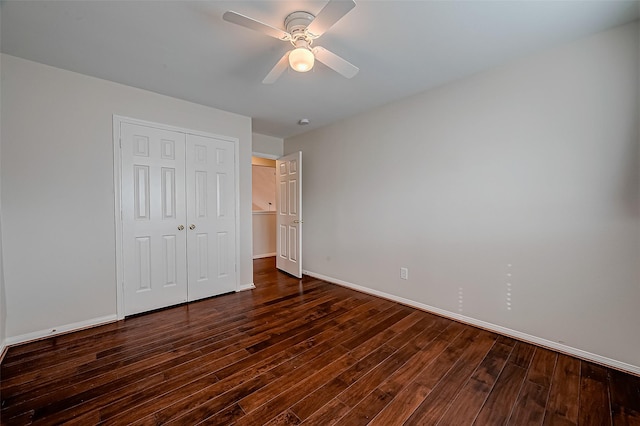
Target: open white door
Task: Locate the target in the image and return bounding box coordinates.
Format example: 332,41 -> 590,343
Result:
276,151 -> 302,278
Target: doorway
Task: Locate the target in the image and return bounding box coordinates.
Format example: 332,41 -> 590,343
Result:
252,156 -> 277,259
251,151 -> 303,278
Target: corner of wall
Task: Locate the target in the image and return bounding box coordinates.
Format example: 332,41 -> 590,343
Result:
0,10 -> 7,360
0,216 -> 6,362
0,215 -> 5,364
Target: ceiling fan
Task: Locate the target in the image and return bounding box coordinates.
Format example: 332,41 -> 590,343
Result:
223,0 -> 359,84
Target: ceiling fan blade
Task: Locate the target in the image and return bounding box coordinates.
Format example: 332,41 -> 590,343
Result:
263,51 -> 291,84
223,11 -> 290,41
306,0 -> 356,38
312,46 -> 359,79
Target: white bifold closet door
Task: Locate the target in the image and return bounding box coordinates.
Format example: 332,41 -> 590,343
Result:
185,133 -> 236,301
121,122 -> 236,316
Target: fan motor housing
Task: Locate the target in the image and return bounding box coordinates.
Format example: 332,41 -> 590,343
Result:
285,11 -> 314,37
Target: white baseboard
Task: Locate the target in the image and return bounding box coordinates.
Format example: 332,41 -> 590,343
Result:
303,269 -> 640,376
237,282 -> 256,292
253,253 -> 276,259
4,314 -> 118,348
0,340 -> 7,364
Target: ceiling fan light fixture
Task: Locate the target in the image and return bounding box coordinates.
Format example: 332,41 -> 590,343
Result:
223,0 -> 358,83
289,47 -> 315,72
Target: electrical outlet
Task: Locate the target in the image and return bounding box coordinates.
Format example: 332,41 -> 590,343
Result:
400,267 -> 408,280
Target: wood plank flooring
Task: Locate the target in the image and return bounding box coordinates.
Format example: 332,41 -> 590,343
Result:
1,257 -> 639,425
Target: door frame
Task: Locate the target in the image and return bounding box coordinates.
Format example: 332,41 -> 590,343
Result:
113,115 -> 241,320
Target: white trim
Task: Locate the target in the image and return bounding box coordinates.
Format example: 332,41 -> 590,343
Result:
113,117 -> 125,319
303,269 -> 640,376
252,211 -> 276,215
0,342 -> 7,364
237,283 -> 256,292
4,315 -> 118,347
253,253 -> 276,259
113,115 -> 241,319
251,152 -> 280,160
234,132 -> 242,294
115,116 -> 240,143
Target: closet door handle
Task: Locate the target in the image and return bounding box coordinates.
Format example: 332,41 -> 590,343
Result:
177,225 -> 185,231
189,224 -> 196,230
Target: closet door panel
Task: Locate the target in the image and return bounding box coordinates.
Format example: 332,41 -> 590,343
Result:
186,134 -> 237,301
121,123 -> 187,315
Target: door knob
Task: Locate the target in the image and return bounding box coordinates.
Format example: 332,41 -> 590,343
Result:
189,224 -> 196,230
177,225 -> 185,231
293,220 -> 303,224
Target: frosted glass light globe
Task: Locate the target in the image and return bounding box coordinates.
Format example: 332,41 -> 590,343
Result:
289,47 -> 315,72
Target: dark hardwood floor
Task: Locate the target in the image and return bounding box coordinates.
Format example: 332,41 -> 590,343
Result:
1,257 -> 639,425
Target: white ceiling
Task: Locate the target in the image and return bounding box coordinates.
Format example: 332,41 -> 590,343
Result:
1,1 -> 638,138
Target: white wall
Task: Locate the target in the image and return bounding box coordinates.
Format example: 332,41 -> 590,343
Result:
252,212 -> 276,258
286,23 -> 640,372
252,133 -> 283,158
252,164 -> 276,211
1,54 -> 253,340
0,7 -> 6,356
